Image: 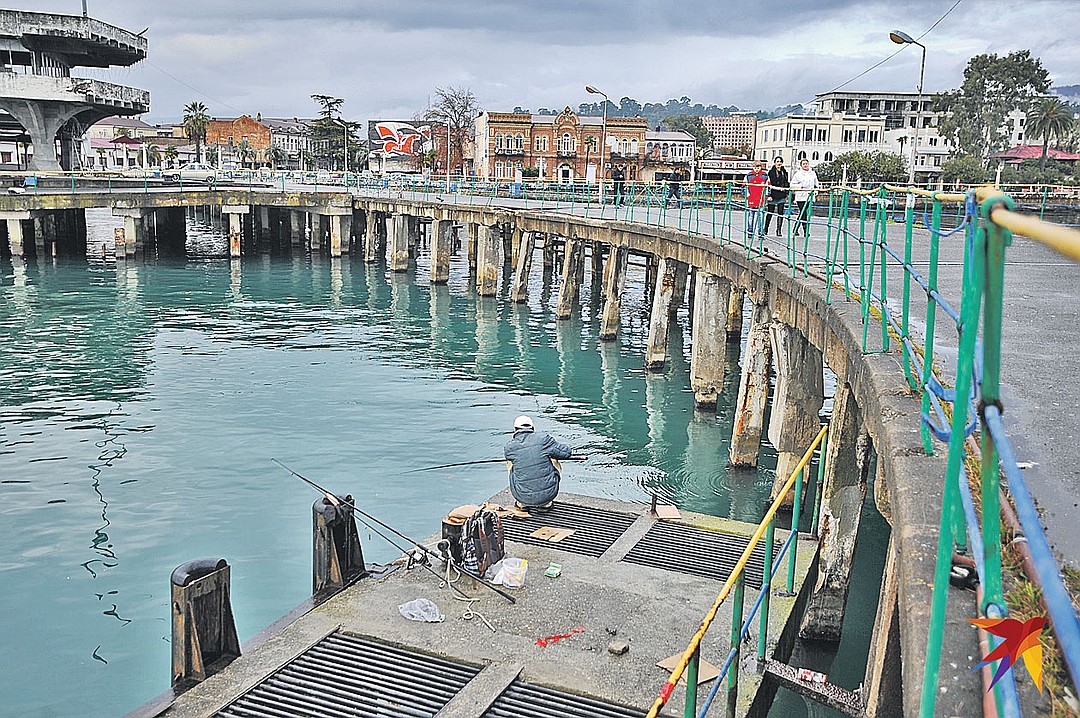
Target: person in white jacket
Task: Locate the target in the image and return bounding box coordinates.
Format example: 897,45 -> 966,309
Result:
790,158 -> 819,238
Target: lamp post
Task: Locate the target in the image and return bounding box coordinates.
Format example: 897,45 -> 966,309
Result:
585,85 -> 608,205
890,30 -> 926,191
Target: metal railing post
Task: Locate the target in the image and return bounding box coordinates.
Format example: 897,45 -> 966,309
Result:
684,646 -> 700,718
726,571 -> 745,718
786,467 -> 803,594
811,426 -> 829,537
919,198 -> 944,454
757,517 -> 775,662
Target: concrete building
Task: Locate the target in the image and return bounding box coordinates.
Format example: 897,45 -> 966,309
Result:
701,113 -> 757,155
87,115 -> 156,140
0,9 -> 149,170
262,117 -> 314,169
756,112 -> 890,168
475,107 -> 648,182
642,130 -> 696,181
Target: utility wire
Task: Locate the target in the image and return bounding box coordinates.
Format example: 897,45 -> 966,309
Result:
822,0 -> 965,96
144,59 -> 245,115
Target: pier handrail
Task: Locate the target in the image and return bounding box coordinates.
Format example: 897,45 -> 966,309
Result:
644,424 -> 828,718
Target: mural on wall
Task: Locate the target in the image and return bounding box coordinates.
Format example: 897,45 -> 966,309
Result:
368,121 -> 433,157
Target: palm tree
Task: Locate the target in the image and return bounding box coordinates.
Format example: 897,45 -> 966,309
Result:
142,143 -> 161,168
183,101 -> 210,163
1027,97 -> 1074,170
164,146 -> 178,169
236,138 -> 255,168
266,143 -> 288,170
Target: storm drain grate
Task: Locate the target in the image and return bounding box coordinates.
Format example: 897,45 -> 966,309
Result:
215,631 -> 481,718
501,502 -> 637,557
620,521 -> 775,589
482,680 -> 646,717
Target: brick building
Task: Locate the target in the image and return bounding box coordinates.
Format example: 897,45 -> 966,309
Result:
475,107 -> 648,182
207,115 -> 272,165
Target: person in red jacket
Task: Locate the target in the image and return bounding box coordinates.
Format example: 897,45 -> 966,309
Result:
744,161 -> 768,238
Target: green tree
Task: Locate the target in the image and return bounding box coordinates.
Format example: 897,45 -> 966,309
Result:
164,145 -> 178,169
934,50 -> 1051,163
183,101 -> 210,163
1000,158 -> 1071,185
236,138 -> 255,167
266,143 -> 288,170
204,145 -> 220,166
814,150 -> 907,184
662,114 -> 711,148
1027,96 -> 1074,170
941,154 -> 989,185
422,86 -> 480,175
141,143 -> 161,167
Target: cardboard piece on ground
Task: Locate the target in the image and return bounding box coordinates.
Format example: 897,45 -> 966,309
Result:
656,653 -> 721,686
529,526 -> 576,542
653,504 -> 682,520
482,502 -> 530,519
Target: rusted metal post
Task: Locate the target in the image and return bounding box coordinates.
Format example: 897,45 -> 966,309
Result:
170,558 -> 241,690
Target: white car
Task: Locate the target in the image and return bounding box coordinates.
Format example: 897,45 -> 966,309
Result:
163,163 -> 218,185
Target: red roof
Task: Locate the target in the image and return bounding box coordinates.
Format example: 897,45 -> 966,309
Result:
991,144 -> 1080,161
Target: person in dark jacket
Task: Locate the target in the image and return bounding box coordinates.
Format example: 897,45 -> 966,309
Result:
764,157 -> 790,236
611,165 -> 626,206
504,415 -> 574,510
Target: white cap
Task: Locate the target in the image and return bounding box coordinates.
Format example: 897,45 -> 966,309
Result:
513,415 -> 534,430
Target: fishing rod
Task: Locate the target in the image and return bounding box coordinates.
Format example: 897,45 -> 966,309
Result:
271,458 -> 517,604
407,455 -> 588,474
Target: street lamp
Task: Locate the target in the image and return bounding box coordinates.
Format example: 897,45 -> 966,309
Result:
585,85 -> 608,204
890,30 -> 926,190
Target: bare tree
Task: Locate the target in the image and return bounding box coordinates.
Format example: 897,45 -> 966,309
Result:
422,86 -> 479,175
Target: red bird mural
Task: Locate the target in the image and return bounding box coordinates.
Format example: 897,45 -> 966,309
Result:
968,616 -> 1047,692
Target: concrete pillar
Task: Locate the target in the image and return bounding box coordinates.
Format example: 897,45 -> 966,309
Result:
33,216 -> 46,253
644,258 -> 679,371
431,218 -> 452,284
555,238 -> 584,320
510,230 -> 536,303
221,205 -> 249,259
599,246 -> 628,340
542,234 -> 556,272
767,322 -> 825,501
591,241 -> 605,286
363,212 -> 379,262
467,223 -> 478,270
729,302 -> 773,466
476,224 -> 501,296
509,226 -> 522,270
290,211 -> 305,249
502,224 -> 515,267
258,206 -> 271,243
726,286 -> 745,339
407,216 -> 421,259
329,213 -> 351,258
389,215 -> 410,272
1,211 -> 30,257
800,380 -> 868,640
670,260 -> 689,316
689,272 -> 730,409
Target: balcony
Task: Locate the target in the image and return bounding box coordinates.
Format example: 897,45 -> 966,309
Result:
0,73 -> 149,111
556,149 -> 577,158
494,147 -> 525,156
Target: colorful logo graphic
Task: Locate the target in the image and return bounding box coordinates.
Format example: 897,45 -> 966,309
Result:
369,121 -> 433,157
968,616 -> 1047,692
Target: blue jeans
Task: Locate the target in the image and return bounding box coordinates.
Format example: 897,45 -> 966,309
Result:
745,206 -> 765,236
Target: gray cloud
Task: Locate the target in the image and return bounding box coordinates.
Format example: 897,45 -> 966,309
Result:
6,0 -> 1080,121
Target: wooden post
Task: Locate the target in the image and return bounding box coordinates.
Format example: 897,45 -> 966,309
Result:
511,230 -> 536,303
170,558 -> 240,689
313,496 -> 367,595
555,238 -> 584,320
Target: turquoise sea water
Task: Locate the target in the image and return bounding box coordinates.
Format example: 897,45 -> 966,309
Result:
0,210 -> 885,717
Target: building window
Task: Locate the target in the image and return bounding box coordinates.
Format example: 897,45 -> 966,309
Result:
792,129 -> 801,141
535,136 -> 542,151
495,133 -> 504,149
817,129 -> 826,142
858,130 -> 866,143
843,129 -> 853,143
812,152 -> 819,161
515,133 -> 524,149
798,151 -> 807,161
630,139 -> 638,153
869,130 -> 879,143
620,138 -> 629,155
558,133 -> 574,153
1018,133 -> 1024,141
824,151 -> 833,161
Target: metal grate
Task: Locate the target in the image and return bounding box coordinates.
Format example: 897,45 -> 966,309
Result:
215,631 -> 481,718
620,522 -> 774,589
501,502 -> 637,557
482,680 -> 646,717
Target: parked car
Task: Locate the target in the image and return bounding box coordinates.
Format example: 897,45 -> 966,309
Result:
163,163 -> 218,185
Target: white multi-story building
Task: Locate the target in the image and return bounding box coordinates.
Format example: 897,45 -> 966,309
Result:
642,130 -> 696,181
701,113 -> 756,154
755,113 -> 890,168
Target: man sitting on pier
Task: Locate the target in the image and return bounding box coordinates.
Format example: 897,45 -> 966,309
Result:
504,415 -> 575,512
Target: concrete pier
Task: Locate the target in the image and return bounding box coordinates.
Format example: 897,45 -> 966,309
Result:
800,380 -> 868,640
689,272 -> 730,409
727,286 -> 745,339
389,214 -> 410,272
591,241 -> 605,287
599,246 -> 628,340
328,211 -> 351,258
542,234 -> 556,272
467,223 -> 478,270
476,224 -> 501,296
730,302 -> 773,466
363,212 -> 380,262
645,258 -> 679,371
221,205 -> 249,258
431,218 -> 452,284
670,260 -> 688,316
291,211 -> 305,250
510,230 -> 535,303
767,322 -> 824,500
555,238 -> 584,320
2,212 -> 30,257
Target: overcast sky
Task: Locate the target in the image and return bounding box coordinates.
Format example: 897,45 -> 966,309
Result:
14,0 -> 1080,122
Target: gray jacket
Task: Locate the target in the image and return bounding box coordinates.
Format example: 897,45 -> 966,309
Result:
504,429 -> 574,506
